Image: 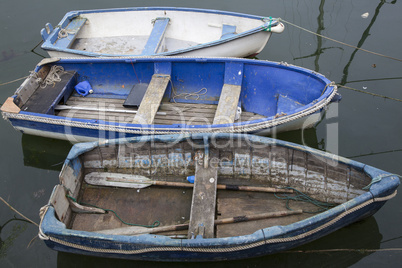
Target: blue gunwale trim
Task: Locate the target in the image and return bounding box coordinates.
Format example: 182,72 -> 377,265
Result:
41,7 -> 281,57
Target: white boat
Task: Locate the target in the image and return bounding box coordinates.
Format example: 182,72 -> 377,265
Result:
40,7 -> 284,58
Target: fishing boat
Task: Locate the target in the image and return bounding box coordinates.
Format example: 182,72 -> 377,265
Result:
38,133 -> 399,261
1,57 -> 339,142
40,7 -> 284,58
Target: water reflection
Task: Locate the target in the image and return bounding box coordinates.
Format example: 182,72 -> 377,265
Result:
56,216 -> 381,268
21,134 -> 72,171
0,218 -> 30,259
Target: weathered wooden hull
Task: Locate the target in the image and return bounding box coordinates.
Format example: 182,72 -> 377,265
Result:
38,134 -> 399,261
40,7 -> 284,58
2,57 -> 339,142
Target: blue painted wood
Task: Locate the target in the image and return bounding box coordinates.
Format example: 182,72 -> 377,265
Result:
141,17 -> 170,55
38,133 -> 400,261
221,24 -> 237,39
54,17 -> 87,48
224,62 -> 244,86
276,94 -> 305,114
4,57 -> 337,141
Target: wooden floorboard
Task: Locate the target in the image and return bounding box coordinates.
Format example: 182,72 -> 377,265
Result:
57,97 -> 265,125
72,185 -> 192,232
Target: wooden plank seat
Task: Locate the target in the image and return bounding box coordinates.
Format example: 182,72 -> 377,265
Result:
132,74 -> 171,124
188,152 -> 218,239
213,84 -> 241,125
141,17 -> 170,55
213,62 -> 244,125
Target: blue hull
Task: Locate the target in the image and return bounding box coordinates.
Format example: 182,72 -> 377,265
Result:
38,134 -> 399,261
2,57 -> 338,142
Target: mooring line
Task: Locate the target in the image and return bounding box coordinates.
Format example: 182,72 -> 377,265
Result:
0,76 -> 29,87
337,84 -> 402,103
279,18 -> 402,63
0,196 -> 39,227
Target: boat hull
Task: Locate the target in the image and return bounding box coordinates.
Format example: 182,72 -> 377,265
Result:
41,7 -> 284,58
38,133 -> 399,261
2,57 -> 338,142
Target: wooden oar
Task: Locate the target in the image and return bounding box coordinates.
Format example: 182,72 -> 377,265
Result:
97,209 -> 303,236
84,172 -> 293,194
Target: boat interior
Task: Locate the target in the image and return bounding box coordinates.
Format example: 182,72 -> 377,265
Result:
50,137 -> 371,239
14,60 -> 326,129
49,9 -> 266,55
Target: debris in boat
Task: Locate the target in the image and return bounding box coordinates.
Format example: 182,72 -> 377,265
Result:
361,12 -> 369,19
75,81 -> 93,97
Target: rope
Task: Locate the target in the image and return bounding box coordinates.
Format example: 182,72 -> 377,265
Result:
274,187 -> 338,213
0,76 -> 29,87
58,28 -> 76,40
65,194 -> 160,228
170,78 -> 208,103
337,84 -> 402,103
0,196 -> 39,227
278,18 -> 402,63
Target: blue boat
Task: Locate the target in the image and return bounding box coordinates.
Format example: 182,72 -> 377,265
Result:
1,57 -> 339,142
38,133 -> 399,261
40,7 -> 284,58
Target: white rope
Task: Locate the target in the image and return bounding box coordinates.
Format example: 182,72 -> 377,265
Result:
39,65 -> 65,88
58,28 -> 76,40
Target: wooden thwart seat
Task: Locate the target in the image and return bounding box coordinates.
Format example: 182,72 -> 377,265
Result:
132,74 -> 170,124
141,17 -> 170,55
188,159 -> 218,239
213,84 -> 241,125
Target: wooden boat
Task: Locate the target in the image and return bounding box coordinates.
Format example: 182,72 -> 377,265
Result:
38,134 -> 399,261
1,57 -> 339,142
40,7 -> 284,58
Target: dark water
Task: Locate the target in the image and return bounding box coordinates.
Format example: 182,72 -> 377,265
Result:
1,0 -> 401,267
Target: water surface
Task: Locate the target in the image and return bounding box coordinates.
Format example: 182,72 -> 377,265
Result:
0,0 -> 401,267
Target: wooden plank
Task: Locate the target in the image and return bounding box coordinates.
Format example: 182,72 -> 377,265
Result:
213,84 -> 241,125
132,74 -> 170,124
1,97 -> 21,113
21,71 -> 76,114
187,159 -> 218,238
216,191 -> 313,238
71,186 -> 192,232
49,185 -> 71,224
